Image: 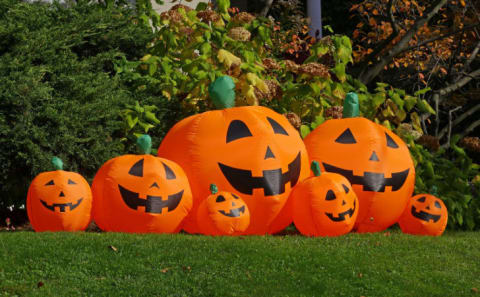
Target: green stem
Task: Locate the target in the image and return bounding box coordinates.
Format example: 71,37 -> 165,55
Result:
136,134 -> 152,155
311,161 -> 321,177
210,184 -> 218,195
343,92 -> 360,118
51,157 -> 63,170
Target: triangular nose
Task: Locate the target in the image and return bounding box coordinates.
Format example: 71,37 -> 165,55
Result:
264,146 -> 276,159
232,202 -> 236,207
342,200 -> 346,206
150,182 -> 160,188
369,151 -> 380,161
59,191 -> 65,197
426,206 -> 430,210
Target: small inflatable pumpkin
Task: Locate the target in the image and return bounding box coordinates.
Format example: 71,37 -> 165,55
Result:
27,157 -> 92,231
304,93 -> 415,233
398,194 -> 448,236
158,76 -> 310,235
197,184 -> 250,235
292,161 -> 358,236
92,135 -> 192,233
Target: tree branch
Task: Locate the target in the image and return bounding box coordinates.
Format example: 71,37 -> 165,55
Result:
464,32 -> 480,71
459,118 -> 480,139
358,0 -> 449,84
438,103 -> 480,139
358,0 -> 399,67
260,0 -> 275,17
437,68 -> 480,97
398,23 -> 480,55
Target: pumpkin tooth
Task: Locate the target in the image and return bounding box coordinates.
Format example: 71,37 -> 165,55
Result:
323,163 -> 410,193
218,152 -> 302,196
118,184 -> 184,214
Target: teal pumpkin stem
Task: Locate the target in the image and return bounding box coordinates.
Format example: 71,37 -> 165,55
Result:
311,161 -> 322,177
343,92 -> 360,118
208,75 -> 236,109
51,157 -> 63,171
210,184 -> 218,195
137,134 -> 152,155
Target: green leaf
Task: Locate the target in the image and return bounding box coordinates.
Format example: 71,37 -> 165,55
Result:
300,125 -> 311,139
404,95 -> 417,111
196,2 -> 208,10
217,0 -> 230,13
390,92 -> 404,109
145,111 -> 160,124
126,114 -> 138,129
372,93 -> 386,108
417,99 -> 436,114
414,87 -> 431,96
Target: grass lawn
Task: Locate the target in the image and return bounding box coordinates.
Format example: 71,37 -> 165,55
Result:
0,229 -> 479,297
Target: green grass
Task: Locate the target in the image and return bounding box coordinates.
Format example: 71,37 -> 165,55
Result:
0,230 -> 479,297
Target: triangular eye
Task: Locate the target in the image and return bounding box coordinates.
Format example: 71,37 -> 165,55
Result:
417,196 -> 426,202
67,179 -> 77,185
45,180 -> 55,186
216,195 -> 226,203
386,133 -> 399,148
326,190 -> 336,201
267,117 -> 289,135
434,201 -> 442,209
128,159 -> 144,177
226,120 -> 252,143
342,184 -> 350,193
162,162 -> 176,180
335,128 -> 356,144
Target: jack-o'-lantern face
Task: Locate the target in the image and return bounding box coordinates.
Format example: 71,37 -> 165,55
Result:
158,106 -> 310,235
197,189 -> 250,235
398,194 -> 448,236
92,154 -> 193,233
117,157 -> 185,214
304,117 -> 415,233
27,169 -> 92,232
292,169 -> 359,236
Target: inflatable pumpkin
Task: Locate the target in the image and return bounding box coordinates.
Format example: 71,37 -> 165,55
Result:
158,76 -> 310,235
27,157 -> 92,231
398,194 -> 448,236
197,184 -> 250,235
92,135 -> 192,233
292,161 -> 358,236
304,93 -> 415,233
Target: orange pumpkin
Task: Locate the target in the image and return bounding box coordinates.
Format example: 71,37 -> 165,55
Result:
92,135 -> 192,233
304,93 -> 415,233
158,77 -> 310,235
27,157 -> 92,232
292,161 -> 358,236
398,194 -> 448,236
197,184 -> 250,235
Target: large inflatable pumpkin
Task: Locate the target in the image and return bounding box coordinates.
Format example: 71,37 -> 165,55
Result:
197,184 -> 250,235
292,161 -> 358,236
92,135 -> 193,233
158,76 -> 310,235
304,93 -> 415,233
398,193 -> 448,236
27,157 -> 92,231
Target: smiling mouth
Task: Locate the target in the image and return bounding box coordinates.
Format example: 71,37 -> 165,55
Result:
411,206 -> 441,222
219,205 -> 246,217
323,163 -> 409,192
40,198 -> 83,212
325,200 -> 356,222
118,185 -> 183,214
218,152 -> 302,196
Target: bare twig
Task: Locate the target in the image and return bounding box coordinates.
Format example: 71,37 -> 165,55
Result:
459,118 -> 480,139
445,106 -> 462,146
438,104 -> 480,139
358,0 -> 449,84
464,36 -> 480,71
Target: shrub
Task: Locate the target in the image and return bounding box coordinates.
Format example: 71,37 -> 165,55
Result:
0,0 -> 163,208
